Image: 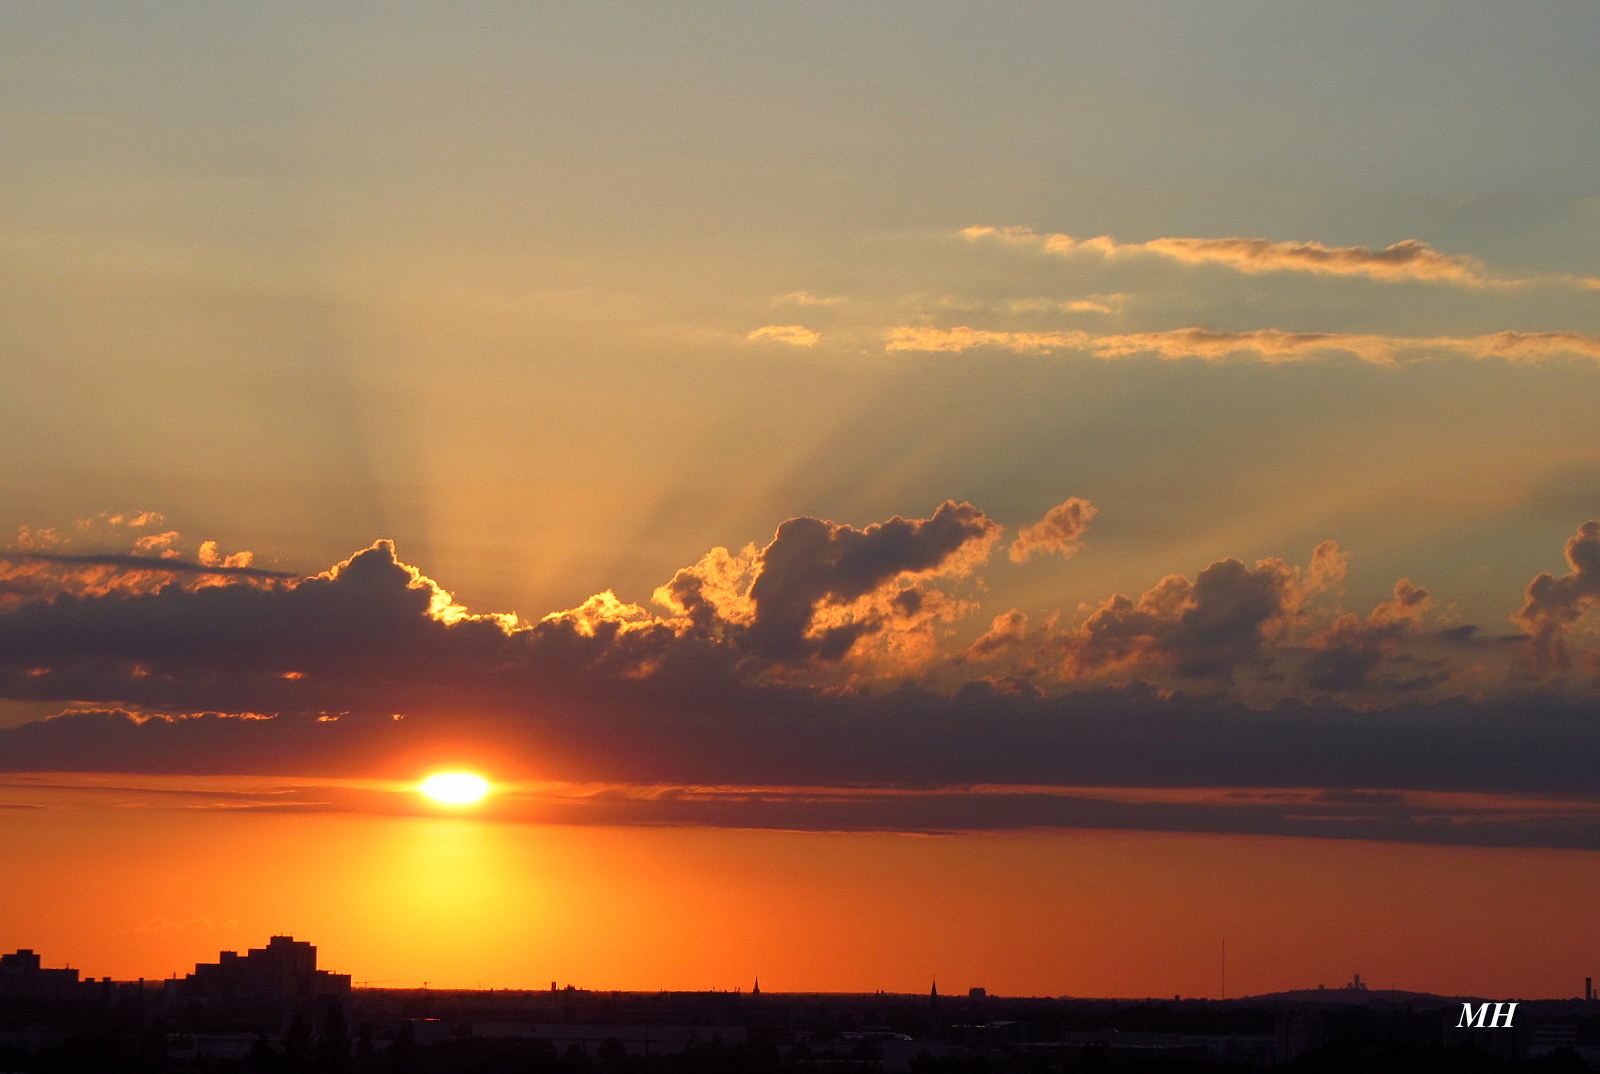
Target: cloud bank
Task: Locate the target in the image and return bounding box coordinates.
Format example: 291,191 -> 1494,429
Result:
3,506 -> 1600,846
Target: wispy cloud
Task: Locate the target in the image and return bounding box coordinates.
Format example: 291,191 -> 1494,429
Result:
772,291 -> 847,307
961,225 -> 1600,289
885,325 -> 1600,364
2,551 -> 289,579
14,772 -> 1600,847
1003,295 -> 1124,315
746,324 -> 822,347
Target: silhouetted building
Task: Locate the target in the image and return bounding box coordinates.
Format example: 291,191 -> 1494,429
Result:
167,935 -> 349,1025
0,949 -> 81,1000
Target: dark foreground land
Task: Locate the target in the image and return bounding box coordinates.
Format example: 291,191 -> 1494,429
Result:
3,984 -> 1599,1074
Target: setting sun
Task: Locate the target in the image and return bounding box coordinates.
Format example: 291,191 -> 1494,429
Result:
418,772 -> 491,806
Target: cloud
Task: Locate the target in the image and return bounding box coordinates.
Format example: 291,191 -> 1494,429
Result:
999,541 -> 1414,687
973,543 -> 1466,698
885,326 -> 1085,354
741,500 -> 1001,661
18,771 -> 1600,849
2,518 -> 274,611
773,291 -> 847,307
94,511 -> 167,529
1,508 -> 1599,846
5,690 -> 1600,846
1065,556 -> 1307,681
746,324 -> 822,347
0,503 -> 1005,713
0,540 -> 525,716
962,225 -> 1497,286
1515,519 -> 1600,674
0,551 -> 290,613
884,325 -> 1600,365
575,501 -> 1005,673
133,531 -> 180,556
3,551 -> 287,580
541,590 -> 653,637
1009,497 -> 1097,563
1000,295 -> 1124,316
1062,297 -> 1118,314
197,541 -> 255,569
503,783 -> 1600,848
963,609 -> 1031,662
1303,580 -> 1436,692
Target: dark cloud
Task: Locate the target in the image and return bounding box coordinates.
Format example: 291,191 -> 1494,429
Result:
18,773 -> 1596,851
0,550 -> 289,611
997,543 -> 1456,695
1315,789 -> 1406,805
1515,519 -> 1600,673
1303,580 -> 1437,692
2,551 -> 293,580
0,506 -> 1598,846
743,500 -> 999,660
1169,558 -> 1295,676
1067,556 -> 1303,681
963,609 -> 1030,662
514,785 -> 1600,850
3,685 -> 1599,809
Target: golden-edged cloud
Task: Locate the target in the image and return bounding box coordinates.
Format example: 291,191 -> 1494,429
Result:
963,225 -> 1495,286
1515,520 -> 1600,674
885,325 -> 1600,365
964,224 -> 1600,291
1,515 -> 277,611
1009,497 -> 1097,563
7,506 -> 1600,845
746,324 -> 822,347
738,228 -> 1597,363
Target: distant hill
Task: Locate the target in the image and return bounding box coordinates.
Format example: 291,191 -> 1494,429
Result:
1241,986 -> 1472,1008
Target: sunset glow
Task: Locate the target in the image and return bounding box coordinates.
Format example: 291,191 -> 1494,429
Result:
419,773 -> 491,806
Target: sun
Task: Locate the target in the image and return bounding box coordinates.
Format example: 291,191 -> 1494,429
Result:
418,772 -> 491,806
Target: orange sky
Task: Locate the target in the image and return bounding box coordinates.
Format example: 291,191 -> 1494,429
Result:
3,781 -> 1596,999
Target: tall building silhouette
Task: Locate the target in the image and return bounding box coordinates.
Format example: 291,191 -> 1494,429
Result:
167,936 -> 349,1023
0,949 -> 81,1000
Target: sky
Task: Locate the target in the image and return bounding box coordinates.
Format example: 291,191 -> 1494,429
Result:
4,1 -> 1600,998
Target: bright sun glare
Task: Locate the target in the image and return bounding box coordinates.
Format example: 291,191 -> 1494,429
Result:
418,772 -> 491,806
